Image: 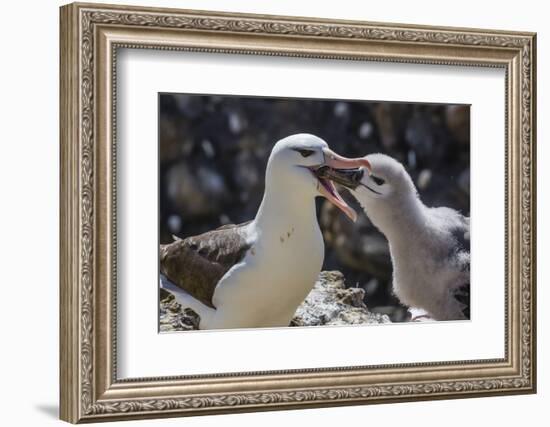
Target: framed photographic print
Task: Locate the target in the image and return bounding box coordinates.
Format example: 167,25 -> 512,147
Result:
59,2 -> 537,423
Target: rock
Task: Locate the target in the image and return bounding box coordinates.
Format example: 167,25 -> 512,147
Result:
372,103 -> 407,151
445,105 -> 470,146
228,112 -> 246,134
290,271 -> 391,326
333,101 -> 350,118
357,121 -> 374,140
458,167 -> 470,196
416,169 -> 432,191
158,116 -> 185,163
159,289 -> 200,332
405,111 -> 437,162
165,162 -> 228,218
174,94 -> 205,119
159,271 -> 391,332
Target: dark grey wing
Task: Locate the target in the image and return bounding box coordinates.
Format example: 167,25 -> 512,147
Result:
453,282 -> 470,319
450,216 -> 470,319
450,221 -> 469,274
451,216 -> 470,254
430,207 -> 470,256
159,222 -> 252,308
431,207 -> 470,273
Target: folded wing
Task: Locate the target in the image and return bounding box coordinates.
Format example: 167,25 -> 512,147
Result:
160,222 -> 252,308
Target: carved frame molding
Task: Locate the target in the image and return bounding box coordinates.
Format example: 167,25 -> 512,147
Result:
60,2 -> 536,423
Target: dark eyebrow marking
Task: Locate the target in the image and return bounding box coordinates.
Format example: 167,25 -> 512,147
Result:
292,148 -> 316,158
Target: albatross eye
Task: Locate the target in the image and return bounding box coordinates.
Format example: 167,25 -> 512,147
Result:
371,175 -> 386,186
295,148 -> 315,158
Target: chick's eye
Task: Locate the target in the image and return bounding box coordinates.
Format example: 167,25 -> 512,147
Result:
371,175 -> 385,186
296,149 -> 315,158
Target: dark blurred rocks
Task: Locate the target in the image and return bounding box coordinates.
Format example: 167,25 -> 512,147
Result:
320,202 -> 392,280
159,94 -> 470,321
165,162 -> 228,217
445,105 -> 470,146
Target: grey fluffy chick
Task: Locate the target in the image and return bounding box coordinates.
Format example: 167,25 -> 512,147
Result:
326,153 -> 470,321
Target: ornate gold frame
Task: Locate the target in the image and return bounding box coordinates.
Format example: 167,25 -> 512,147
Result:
59,2 -> 537,423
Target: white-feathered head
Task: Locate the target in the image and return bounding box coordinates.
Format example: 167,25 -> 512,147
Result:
353,154 -> 417,202
317,153 -> 420,234
265,134 -> 371,221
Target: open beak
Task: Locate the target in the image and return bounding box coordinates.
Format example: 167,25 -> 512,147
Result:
312,149 -> 371,222
315,166 -> 364,190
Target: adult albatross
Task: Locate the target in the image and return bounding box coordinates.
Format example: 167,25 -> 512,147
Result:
319,153 -> 470,321
160,134 -> 371,330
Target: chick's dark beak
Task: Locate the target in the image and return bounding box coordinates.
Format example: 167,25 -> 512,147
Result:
314,166 -> 364,190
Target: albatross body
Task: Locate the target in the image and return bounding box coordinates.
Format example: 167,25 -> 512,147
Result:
160,134 -> 371,329
320,153 -> 470,321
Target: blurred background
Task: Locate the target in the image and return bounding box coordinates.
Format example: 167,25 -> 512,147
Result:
159,93 -> 470,322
